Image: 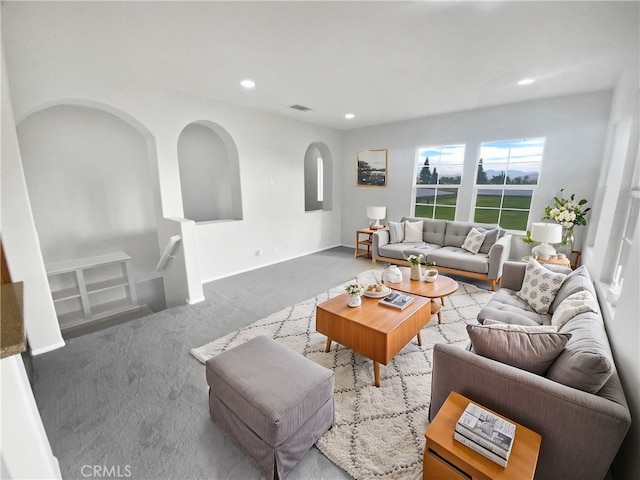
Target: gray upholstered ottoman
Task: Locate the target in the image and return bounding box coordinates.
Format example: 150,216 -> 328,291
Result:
205,335 -> 334,479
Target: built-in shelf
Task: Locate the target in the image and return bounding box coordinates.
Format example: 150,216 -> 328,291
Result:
46,252 -> 140,331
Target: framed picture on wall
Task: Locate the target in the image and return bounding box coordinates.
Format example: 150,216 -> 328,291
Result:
357,148 -> 387,187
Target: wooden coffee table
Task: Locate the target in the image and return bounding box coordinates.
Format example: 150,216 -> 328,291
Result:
383,267 -> 458,324
316,293 -> 431,387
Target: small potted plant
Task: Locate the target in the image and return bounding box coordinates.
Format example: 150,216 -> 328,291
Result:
423,261 -> 438,282
407,254 -> 424,280
345,282 -> 365,307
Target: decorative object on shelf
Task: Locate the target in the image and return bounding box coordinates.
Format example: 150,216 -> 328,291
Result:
542,189 -> 590,256
345,282 -> 365,307
530,222 -> 562,260
356,148 -> 387,187
407,254 -> 424,280
367,206 -> 386,229
423,261 -> 438,282
382,264 -> 403,284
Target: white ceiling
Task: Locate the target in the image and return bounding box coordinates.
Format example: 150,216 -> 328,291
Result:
2,1 -> 639,130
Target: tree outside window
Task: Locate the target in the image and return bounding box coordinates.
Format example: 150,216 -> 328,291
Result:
414,145 -> 465,221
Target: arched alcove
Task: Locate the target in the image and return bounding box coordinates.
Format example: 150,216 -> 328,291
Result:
304,142 -> 333,212
177,121 -> 243,222
17,103 -> 165,312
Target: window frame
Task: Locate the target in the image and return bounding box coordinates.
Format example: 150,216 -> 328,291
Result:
413,144 -> 465,221
472,138 -> 546,232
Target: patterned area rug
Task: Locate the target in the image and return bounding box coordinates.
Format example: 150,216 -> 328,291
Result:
191,270 -> 493,479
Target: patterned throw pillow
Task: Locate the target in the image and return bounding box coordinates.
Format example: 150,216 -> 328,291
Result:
461,227 -> 486,254
516,259 -> 567,314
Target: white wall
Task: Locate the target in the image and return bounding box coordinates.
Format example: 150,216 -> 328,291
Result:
1,51 -> 64,354
341,91 -> 612,261
178,123 -> 236,222
584,63 -> 640,479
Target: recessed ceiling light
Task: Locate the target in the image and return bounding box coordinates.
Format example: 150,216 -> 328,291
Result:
518,78 -> 535,86
345,113 -> 355,120
240,79 -> 256,89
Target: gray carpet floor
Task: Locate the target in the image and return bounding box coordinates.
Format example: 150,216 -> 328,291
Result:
31,247 -> 383,480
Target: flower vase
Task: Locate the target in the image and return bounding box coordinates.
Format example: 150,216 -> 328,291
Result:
557,228 -> 575,256
347,294 -> 362,308
410,264 -> 421,281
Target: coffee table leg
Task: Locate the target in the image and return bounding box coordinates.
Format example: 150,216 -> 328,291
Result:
325,337 -> 332,352
373,361 -> 380,387
440,296 -> 446,306
416,332 -> 422,346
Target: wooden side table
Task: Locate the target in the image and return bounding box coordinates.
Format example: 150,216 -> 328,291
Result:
522,255 -> 571,268
355,228 -> 376,259
424,392 -> 541,480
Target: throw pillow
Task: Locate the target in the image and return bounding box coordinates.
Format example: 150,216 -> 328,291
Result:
461,227 -> 486,254
467,323 -> 571,375
483,318 -> 559,331
477,227 -> 501,254
388,221 -> 405,244
516,259 -> 567,315
403,221 -> 423,243
551,290 -> 599,330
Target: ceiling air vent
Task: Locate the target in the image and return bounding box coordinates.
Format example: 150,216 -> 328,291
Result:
289,104 -> 312,112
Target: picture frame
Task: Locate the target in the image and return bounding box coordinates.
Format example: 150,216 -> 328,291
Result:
357,148 -> 387,187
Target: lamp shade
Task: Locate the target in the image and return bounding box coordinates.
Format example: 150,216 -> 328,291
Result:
367,206 -> 386,229
530,223 -> 562,243
367,206 -> 386,220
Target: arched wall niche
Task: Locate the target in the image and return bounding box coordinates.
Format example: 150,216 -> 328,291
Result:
177,120 -> 243,222
16,99 -> 166,312
304,141 -> 333,212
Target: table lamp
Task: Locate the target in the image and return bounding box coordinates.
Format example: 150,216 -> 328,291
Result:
367,206 -> 386,229
530,222 -> 562,260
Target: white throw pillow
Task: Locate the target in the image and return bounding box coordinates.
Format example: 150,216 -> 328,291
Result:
516,259 -> 567,315
388,221 -> 405,244
461,227 -> 486,254
403,221 -> 423,243
551,290 -> 599,330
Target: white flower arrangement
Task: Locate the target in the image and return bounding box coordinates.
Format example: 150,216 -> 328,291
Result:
542,189 -> 590,245
345,282 -> 365,296
407,254 -> 424,265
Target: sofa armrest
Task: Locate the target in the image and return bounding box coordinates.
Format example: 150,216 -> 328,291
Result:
499,261 -> 527,291
430,343 -> 631,480
486,234 -> 512,280
372,229 -> 390,260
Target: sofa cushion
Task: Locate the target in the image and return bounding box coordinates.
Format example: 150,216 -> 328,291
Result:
403,220 -> 423,242
483,318 -> 558,330
552,290 -> 599,330
516,259 -> 567,314
444,221 -> 473,247
477,288 -> 550,326
388,221 -> 405,243
379,242 -> 423,259
461,227 -> 486,254
427,247 -> 489,274
551,265 -> 595,313
546,313 -> 614,394
467,323 -> 571,375
422,218 -> 447,246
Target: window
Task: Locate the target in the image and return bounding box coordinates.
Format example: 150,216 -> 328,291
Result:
473,138 -> 545,231
414,144 -> 465,221
611,189 -> 639,297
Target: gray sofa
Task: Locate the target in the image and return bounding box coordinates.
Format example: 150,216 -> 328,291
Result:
371,217 -> 511,290
429,261 -> 631,480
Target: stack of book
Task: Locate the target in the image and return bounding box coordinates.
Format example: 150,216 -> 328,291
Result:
454,402 -> 516,467
378,292 -> 414,310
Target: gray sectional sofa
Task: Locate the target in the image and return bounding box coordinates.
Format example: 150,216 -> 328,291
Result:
371,217 -> 512,290
429,261 -> 631,480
